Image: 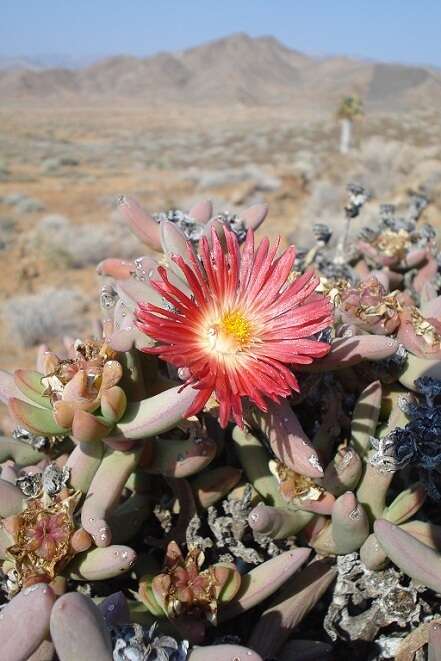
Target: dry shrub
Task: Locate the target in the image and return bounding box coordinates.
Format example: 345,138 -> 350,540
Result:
32,214 -> 141,268
3,288 -> 88,347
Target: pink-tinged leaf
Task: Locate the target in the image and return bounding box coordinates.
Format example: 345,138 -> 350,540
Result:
53,400 -> 76,428
248,503 -> 313,539
429,621 -> 441,661
414,257 -> 439,295
110,300 -> 155,352
189,199 -> 213,224
96,258 -> 134,279
147,434 -> 216,478
188,645 -> 263,661
160,220 -> 197,282
331,492 -> 369,553
241,203 -> 269,230
66,442 -> 103,494
81,445 -> 142,546
35,344 -> 49,373
117,277 -> 163,308
50,593 -> 113,661
370,269 -> 390,291
110,329 -> 136,353
374,519 -> 441,592
9,398 -> 68,435
398,303 -> 441,360
202,217 -> 228,247
248,559 -> 336,658
301,336 -> 399,371
220,547 -> 311,619
25,639 -> 55,661
231,425 -> 288,508
403,247 -> 427,268
293,491 -> 335,515
70,545 -> 136,580
70,528 -> 93,553
359,533 -> 389,570
248,400 -> 323,477
191,466 -> 242,508
0,436 -> 45,464
322,447 -> 363,496
114,385 -> 199,440
215,563 -> 242,603
399,520 -> 441,548
421,294 -> 441,318
72,410 -> 112,444
0,584 -> 56,661
58,371 -> 83,403
0,478 -> 24,516
101,386 -> 127,423
119,195 -> 161,250
383,483 -> 426,525
0,369 -> 29,405
350,380 -> 382,459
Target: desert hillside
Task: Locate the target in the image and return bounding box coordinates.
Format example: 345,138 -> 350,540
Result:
2,33 -> 441,111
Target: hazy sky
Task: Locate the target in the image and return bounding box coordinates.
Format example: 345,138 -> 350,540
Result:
2,0 -> 440,67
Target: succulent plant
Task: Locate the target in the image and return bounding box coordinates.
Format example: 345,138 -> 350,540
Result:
2,192 -> 441,659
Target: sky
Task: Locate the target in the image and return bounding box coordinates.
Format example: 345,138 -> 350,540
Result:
1,0 -> 441,68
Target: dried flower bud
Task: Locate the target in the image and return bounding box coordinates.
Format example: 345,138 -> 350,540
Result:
339,277 -> 401,335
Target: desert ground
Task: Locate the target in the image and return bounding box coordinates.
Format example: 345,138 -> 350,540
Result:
1,104 -> 441,371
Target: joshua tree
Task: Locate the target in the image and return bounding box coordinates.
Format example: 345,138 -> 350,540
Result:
337,94 -> 364,154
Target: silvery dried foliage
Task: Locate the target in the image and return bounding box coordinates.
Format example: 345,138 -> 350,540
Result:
324,554 -> 432,645
12,426 -> 66,453
214,212 -> 247,243
112,623 -> 189,661
345,182 -> 370,219
16,463 -> 70,498
370,377 -> 441,498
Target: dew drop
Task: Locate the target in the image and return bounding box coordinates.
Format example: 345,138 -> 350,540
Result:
249,512 -> 258,522
108,604 -> 115,612
121,551 -> 128,560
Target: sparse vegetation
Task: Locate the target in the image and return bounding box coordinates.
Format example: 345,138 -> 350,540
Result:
3,288 -> 88,346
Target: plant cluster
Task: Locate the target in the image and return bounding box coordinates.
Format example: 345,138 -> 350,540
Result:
1,191 -> 441,660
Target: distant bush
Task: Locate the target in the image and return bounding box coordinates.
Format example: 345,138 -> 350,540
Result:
32,213 -> 141,268
3,288 -> 88,347
355,136 -> 420,196
2,193 -> 45,214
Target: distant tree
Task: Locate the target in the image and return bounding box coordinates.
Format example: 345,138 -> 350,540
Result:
337,95 -> 364,154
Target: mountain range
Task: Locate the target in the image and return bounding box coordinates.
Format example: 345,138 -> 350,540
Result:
2,33 -> 440,111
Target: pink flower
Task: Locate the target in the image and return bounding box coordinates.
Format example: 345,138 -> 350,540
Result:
136,228 -> 332,427
26,512 -> 69,560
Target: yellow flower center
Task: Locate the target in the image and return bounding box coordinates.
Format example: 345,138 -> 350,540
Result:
206,310 -> 253,354
220,311 -> 252,345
